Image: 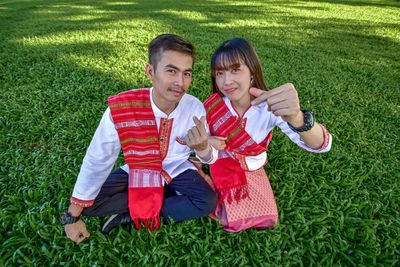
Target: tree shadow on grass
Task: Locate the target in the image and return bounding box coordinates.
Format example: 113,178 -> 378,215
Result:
305,0 -> 400,9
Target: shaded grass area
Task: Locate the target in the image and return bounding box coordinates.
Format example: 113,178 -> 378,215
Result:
1,0 -> 399,265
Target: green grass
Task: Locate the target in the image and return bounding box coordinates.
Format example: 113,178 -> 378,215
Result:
1,0 -> 399,265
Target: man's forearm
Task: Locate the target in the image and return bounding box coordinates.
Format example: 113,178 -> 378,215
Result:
68,204 -> 84,217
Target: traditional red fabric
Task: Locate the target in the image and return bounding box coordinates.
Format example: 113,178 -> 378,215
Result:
108,88 -> 166,231
204,93 -> 271,204
210,157 -> 248,204
214,168 -> 278,232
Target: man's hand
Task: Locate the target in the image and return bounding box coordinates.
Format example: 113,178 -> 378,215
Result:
209,136 -> 227,150
186,116 -> 209,152
249,83 -> 304,127
65,219 -> 90,244
190,161 -> 215,191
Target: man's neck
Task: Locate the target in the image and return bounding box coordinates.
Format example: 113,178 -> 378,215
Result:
151,89 -> 178,115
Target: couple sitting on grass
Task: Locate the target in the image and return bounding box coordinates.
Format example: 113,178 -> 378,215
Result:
61,34 -> 332,243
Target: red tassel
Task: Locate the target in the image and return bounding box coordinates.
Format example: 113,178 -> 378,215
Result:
217,184 -> 250,205
133,216 -> 160,232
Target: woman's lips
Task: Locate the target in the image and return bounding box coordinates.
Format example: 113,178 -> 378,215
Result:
223,87 -> 236,94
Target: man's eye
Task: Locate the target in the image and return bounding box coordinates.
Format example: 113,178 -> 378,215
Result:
184,72 -> 192,77
167,69 -> 176,74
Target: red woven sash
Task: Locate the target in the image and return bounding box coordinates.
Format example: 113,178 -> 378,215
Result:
204,93 -> 270,204
108,88 -> 166,231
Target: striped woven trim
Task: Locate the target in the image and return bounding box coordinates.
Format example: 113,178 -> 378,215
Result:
109,101 -> 151,109
112,111 -> 154,118
123,149 -> 160,157
70,197 -> 95,208
125,159 -> 162,165
226,124 -> 243,142
218,150 -> 232,159
205,94 -> 222,113
115,120 -> 156,129
128,169 -> 162,188
212,111 -> 231,133
236,138 -> 256,152
120,136 -> 158,145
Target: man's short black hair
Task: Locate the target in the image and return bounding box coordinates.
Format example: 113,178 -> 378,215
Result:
148,34 -> 195,70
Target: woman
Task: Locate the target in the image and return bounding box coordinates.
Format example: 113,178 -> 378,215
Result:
205,38 -> 332,232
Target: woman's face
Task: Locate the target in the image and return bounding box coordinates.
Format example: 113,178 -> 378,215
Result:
215,61 -> 252,103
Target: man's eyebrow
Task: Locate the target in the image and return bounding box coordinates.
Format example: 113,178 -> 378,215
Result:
165,64 -> 192,72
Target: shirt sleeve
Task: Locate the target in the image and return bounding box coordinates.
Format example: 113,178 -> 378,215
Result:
273,115 -> 332,153
71,107 -> 121,207
196,145 -> 218,164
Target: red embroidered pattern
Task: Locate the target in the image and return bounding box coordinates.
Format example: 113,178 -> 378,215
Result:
70,197 -> 94,208
107,88 -> 163,231
108,89 -> 161,171
159,118 -> 173,160
205,94 -> 270,205
204,93 -> 268,155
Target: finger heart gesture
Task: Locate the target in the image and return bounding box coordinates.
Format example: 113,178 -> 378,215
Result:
249,83 -> 303,124
186,116 -> 209,151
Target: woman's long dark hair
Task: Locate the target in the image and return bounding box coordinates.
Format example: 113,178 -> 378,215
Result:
211,38 -> 268,94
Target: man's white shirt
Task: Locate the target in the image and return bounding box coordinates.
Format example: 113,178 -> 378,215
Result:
72,88 -> 217,201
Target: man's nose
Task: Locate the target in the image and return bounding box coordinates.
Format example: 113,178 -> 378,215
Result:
174,73 -> 184,86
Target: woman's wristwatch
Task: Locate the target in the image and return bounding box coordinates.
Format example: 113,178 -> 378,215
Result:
287,108 -> 315,133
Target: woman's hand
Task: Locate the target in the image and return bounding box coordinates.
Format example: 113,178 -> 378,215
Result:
209,136 -> 227,150
249,84 -> 303,126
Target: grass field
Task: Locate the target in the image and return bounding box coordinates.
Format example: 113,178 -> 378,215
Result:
1,0 -> 399,265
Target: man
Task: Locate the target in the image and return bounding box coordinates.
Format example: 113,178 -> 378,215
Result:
61,34 -> 217,244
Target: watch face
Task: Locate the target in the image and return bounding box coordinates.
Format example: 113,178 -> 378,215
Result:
60,212 -> 79,225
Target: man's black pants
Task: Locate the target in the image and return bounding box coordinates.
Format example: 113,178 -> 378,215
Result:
82,168 -> 217,223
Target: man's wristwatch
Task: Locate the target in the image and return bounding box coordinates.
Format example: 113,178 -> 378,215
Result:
60,211 -> 81,225
287,108 -> 315,133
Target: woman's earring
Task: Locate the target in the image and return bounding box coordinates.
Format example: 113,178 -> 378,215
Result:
250,77 -> 254,85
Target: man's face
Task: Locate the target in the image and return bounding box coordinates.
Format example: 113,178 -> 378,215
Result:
146,50 -> 193,110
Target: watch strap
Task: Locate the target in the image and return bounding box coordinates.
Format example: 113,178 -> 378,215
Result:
287,108 -> 315,133
60,211 -> 81,225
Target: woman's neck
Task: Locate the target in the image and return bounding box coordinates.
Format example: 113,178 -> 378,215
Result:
231,95 -> 252,117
